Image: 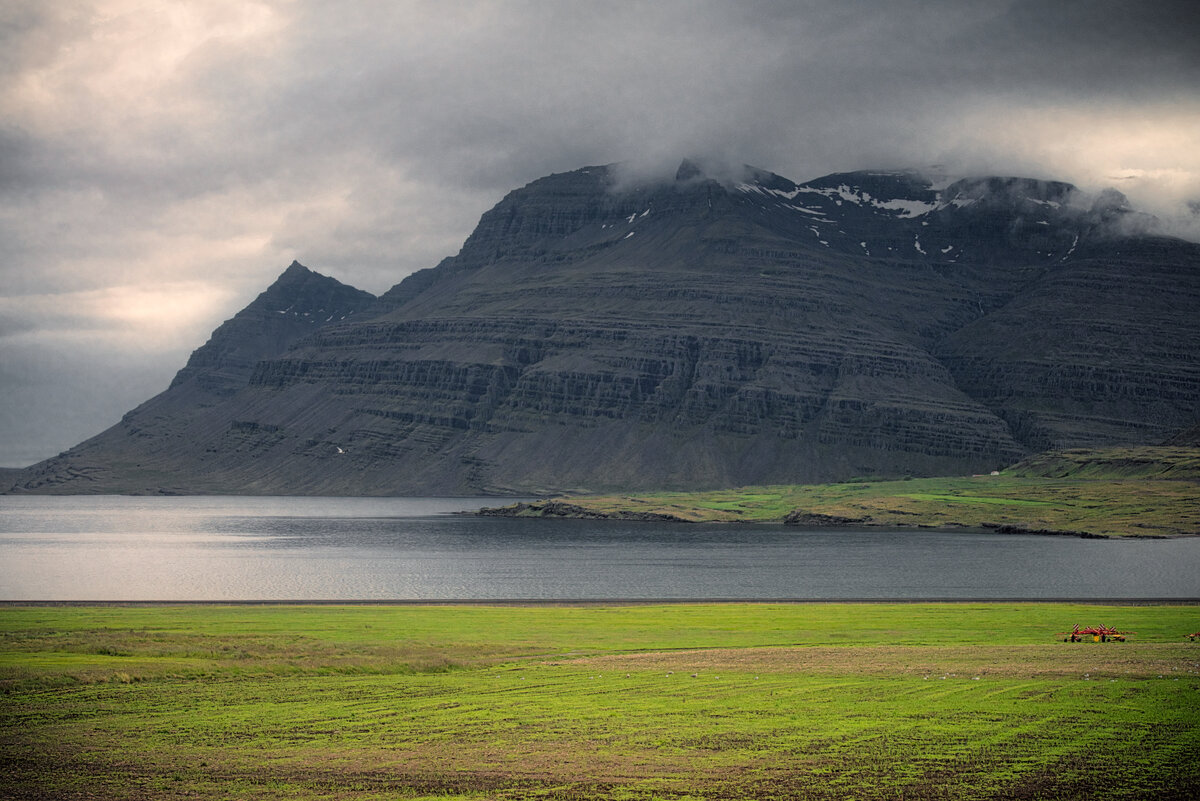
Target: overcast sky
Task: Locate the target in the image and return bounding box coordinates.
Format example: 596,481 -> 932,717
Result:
2,0 -> 1199,467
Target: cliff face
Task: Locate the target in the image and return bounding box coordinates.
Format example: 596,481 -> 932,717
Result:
11,162 -> 1200,495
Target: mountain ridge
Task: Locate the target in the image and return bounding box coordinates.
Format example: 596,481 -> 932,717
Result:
8,161 -> 1200,495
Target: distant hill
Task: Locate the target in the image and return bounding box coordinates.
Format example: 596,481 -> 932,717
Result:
1005,446 -> 1200,482
10,160 -> 1200,495
1166,424 -> 1200,447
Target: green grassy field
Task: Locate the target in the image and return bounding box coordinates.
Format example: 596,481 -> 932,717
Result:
499,447 -> 1200,538
3,603 -> 1199,799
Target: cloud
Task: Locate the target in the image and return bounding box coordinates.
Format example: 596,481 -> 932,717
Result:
0,279 -> 241,467
0,329 -> 191,467
2,0 -> 1200,465
0,282 -> 237,344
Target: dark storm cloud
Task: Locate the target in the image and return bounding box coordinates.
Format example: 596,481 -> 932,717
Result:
244,0 -> 1200,209
2,0 -> 1198,466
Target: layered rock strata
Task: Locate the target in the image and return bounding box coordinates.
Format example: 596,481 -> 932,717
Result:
10,161 -> 1200,495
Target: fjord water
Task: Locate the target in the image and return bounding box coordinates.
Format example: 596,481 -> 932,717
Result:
1,495 -> 1197,601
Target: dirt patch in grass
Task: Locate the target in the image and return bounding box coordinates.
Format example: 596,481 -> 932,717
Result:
561,644 -> 1200,679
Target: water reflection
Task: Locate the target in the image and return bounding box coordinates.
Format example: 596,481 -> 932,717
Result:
1,495 -> 1197,600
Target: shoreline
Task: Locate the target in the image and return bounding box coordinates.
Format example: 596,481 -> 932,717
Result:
475,499 -> 1194,539
3,598 -> 1199,606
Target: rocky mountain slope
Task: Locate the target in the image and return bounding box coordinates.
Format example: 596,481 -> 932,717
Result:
9,160 -> 1200,495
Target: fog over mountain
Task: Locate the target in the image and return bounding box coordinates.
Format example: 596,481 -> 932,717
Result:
2,1 -> 1199,467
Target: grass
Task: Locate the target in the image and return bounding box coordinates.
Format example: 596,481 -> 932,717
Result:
502,447 -> 1200,537
3,603 -> 1200,799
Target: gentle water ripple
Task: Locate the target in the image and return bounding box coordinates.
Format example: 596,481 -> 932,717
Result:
1,496 -> 1197,600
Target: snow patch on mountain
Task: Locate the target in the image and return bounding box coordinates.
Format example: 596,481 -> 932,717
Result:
758,182 -> 939,218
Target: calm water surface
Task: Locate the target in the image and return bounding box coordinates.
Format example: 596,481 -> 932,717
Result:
1,495 -> 1197,600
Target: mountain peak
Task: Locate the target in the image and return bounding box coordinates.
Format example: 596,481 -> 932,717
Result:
942,176 -> 1079,206
674,158 -> 705,183
256,262 -> 375,313
273,260 -> 318,288
164,263 -> 376,394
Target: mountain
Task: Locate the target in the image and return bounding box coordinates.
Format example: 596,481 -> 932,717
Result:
9,160 -> 1200,495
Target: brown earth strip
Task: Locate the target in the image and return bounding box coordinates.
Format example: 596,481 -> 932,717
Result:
554,644 -> 1200,679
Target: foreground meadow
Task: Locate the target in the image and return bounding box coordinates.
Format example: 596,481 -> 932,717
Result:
2,603 -> 1199,799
